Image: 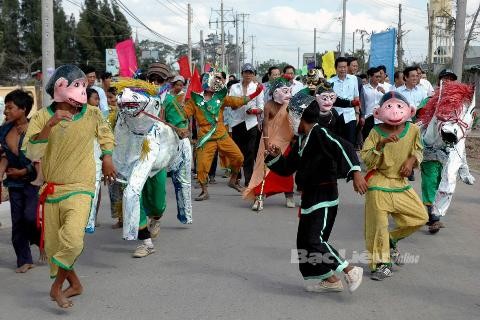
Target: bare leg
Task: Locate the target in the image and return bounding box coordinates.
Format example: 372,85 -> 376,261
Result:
31,162 -> 44,187
38,248 -> 47,264
228,172 -> 244,192
194,183 -> 209,201
63,270 -> 83,298
49,268 -> 73,308
325,274 -> 341,283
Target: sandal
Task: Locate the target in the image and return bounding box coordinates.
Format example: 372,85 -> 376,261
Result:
194,192 -> 210,201
228,182 -> 245,192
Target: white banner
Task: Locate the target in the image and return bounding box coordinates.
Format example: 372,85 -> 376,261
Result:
106,49 -> 120,75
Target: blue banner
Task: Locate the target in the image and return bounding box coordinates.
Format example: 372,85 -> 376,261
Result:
369,28 -> 396,81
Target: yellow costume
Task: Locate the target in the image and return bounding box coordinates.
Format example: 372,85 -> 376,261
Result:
22,104 -> 114,277
360,122 -> 428,271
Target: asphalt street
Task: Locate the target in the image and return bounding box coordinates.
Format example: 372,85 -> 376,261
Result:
0,170 -> 479,320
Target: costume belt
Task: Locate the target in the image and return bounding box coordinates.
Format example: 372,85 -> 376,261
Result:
36,182 -> 61,250
196,124 -> 217,149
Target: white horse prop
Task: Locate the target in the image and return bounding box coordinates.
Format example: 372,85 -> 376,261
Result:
113,81 -> 191,240
419,81 -> 476,217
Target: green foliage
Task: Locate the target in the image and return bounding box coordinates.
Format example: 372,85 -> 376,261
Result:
111,1 -> 131,42
256,59 -> 290,77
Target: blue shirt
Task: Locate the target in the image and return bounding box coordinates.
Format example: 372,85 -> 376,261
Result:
0,122 -> 36,187
395,85 -> 427,107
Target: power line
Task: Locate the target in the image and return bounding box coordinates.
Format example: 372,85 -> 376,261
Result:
113,0 -> 182,45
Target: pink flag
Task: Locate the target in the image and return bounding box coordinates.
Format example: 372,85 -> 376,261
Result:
204,63 -> 212,73
115,39 -> 138,77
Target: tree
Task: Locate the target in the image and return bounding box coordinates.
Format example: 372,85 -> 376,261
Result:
463,3 -> 480,62
19,0 -> 41,58
1,0 -> 21,58
54,0 -> 78,65
0,0 -> 22,82
137,39 -> 175,70
111,1 -> 131,42
256,59 -> 290,77
76,0 -> 104,70
174,44 -> 200,62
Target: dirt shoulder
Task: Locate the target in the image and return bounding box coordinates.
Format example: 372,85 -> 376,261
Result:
466,129 -> 480,172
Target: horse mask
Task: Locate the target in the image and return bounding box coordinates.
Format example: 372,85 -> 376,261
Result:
45,65 -> 87,107
418,81 -> 475,145
373,91 -> 415,125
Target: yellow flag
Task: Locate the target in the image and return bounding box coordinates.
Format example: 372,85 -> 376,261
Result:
322,51 -> 336,79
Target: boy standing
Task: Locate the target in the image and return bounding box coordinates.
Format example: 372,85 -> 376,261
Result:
22,65 -> 116,308
360,92 -> 428,280
0,89 -> 41,273
265,103 -> 366,293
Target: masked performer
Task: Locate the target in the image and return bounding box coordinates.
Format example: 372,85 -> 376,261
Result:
265,101 -> 366,293
183,70 -> 263,201
311,80 -> 343,134
22,65 -> 116,308
360,92 -> 428,281
112,76 -> 191,258
244,77 -> 295,211
417,73 -> 476,234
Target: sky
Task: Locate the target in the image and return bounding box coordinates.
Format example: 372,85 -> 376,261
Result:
63,0 -> 480,68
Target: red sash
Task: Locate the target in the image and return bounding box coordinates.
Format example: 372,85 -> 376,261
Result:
36,183 -> 61,250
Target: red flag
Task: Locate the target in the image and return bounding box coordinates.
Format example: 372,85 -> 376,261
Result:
178,55 -> 192,79
115,39 -> 138,77
186,68 -> 202,99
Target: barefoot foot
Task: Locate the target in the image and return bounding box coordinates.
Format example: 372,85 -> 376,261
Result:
50,288 -> 73,308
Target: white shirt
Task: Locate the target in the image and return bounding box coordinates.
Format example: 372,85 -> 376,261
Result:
228,81 -> 264,130
378,82 -> 391,92
419,78 -> 434,96
363,83 -> 384,118
291,79 -> 306,96
329,74 -> 359,123
91,85 -> 108,115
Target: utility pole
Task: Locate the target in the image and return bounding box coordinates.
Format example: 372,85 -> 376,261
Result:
298,47 -> 300,71
209,3 -> 235,71
200,30 -> 204,73
235,13 -> 240,76
187,3 -> 192,73
220,0 -> 225,70
397,4 -> 404,70
352,31 -> 355,54
427,4 -> 434,71
313,28 -> 317,67
250,35 -> 255,65
237,13 -> 249,67
453,0 -> 467,80
341,0 -> 346,56
41,0 -> 55,106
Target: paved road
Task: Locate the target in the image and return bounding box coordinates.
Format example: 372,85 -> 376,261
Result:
0,171 -> 479,320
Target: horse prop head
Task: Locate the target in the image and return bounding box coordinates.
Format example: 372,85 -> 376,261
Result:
117,88 -> 160,117
419,81 -> 475,147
